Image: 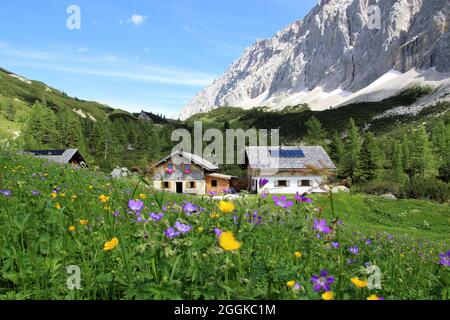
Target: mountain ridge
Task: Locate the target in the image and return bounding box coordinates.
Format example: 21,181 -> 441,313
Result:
178,0 -> 450,120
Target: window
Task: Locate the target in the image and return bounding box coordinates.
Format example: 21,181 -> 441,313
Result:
275,180 -> 288,187
299,180 -> 311,187
187,181 -> 196,189
162,181 -> 170,189
211,180 -> 218,187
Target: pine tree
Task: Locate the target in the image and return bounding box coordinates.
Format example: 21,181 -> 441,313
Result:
392,142 -> 405,183
304,116 -> 326,147
341,118 -> 361,183
359,132 -> 383,182
410,126 -> 437,178
401,133 -> 411,174
329,131 -> 345,174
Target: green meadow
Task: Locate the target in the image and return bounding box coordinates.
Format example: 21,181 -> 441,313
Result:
0,151 -> 449,300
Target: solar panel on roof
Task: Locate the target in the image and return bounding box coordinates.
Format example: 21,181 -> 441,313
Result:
270,149 -> 305,158
28,150 -> 66,156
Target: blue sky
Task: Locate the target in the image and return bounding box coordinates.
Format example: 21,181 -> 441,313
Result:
0,0 -> 317,117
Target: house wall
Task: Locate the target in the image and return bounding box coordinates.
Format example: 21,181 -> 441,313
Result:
153,156 -> 209,195
153,180 -> 206,195
205,176 -> 231,194
248,169 -> 327,194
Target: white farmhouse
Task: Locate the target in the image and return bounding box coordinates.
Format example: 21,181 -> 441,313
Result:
245,146 -> 336,194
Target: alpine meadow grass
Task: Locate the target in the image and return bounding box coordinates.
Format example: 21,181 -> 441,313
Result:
0,151 -> 449,300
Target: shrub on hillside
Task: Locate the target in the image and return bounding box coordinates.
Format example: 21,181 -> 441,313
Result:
353,180 -> 404,197
408,177 -> 449,203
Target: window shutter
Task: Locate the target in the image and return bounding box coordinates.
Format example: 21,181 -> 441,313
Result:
275,180 -> 279,187
286,180 -> 290,187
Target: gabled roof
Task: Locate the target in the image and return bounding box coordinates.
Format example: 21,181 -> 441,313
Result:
26,149 -> 85,164
154,150 -> 219,171
245,146 -> 336,170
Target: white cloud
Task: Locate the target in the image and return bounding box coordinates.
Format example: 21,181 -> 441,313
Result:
129,14 -> 146,26
77,47 -> 89,53
0,44 -> 216,90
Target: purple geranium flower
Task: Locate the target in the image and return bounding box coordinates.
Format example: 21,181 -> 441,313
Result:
349,246 -> 360,255
365,239 -> 373,246
331,241 -> 340,249
261,192 -> 269,199
174,221 -> 192,234
113,210 -> 120,217
294,192 -> 313,203
248,211 -> 262,225
272,195 -> 294,209
150,213 -> 164,221
213,228 -> 222,238
1,189 -> 12,197
439,251 -> 450,266
314,219 -> 331,234
259,178 -> 269,188
136,216 -> 149,223
128,200 -> 144,214
183,202 -> 197,215
310,270 -> 335,293
164,227 -> 181,239
31,190 -> 40,196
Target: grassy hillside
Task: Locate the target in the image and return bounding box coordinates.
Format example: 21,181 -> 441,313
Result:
0,67 -> 177,168
0,151 -> 449,300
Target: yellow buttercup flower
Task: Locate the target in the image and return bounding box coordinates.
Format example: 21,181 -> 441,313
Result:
197,227 -> 204,233
367,295 -> 382,300
139,194 -> 148,200
79,219 -> 89,225
218,201 -> 235,213
88,185 -> 93,190
60,193 -> 66,198
68,226 -> 76,232
103,237 -> 119,251
294,251 -> 302,258
99,195 -> 109,203
351,277 -> 368,288
219,231 -> 241,251
50,192 -> 57,199
322,291 -> 335,300
287,280 -> 296,288
210,213 -> 220,219
55,203 -> 61,210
